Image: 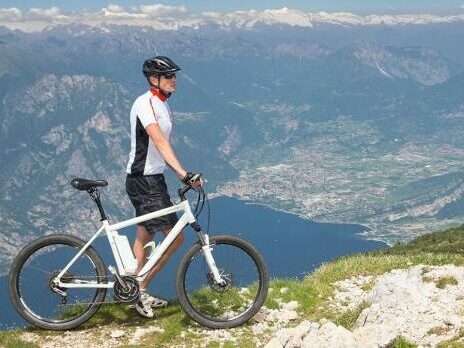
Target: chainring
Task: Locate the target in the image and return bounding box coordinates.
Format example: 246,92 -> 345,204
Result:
113,276 -> 139,304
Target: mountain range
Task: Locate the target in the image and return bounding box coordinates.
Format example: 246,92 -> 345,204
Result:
0,17 -> 464,274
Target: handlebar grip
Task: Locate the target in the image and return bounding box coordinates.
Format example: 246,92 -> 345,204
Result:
178,173 -> 202,201
188,173 -> 202,185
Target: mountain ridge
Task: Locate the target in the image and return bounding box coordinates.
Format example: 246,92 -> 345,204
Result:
2,7 -> 464,32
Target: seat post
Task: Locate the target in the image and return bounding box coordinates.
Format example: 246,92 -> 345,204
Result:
87,187 -> 108,221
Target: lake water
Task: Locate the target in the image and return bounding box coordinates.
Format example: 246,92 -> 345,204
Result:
0,197 -> 385,329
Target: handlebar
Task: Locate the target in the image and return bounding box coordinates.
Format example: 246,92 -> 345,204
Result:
177,173 -> 202,201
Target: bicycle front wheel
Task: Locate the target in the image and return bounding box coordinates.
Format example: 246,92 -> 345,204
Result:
8,234 -> 107,330
176,235 -> 269,329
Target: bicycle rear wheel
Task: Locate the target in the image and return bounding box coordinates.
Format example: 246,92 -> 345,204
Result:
8,234 -> 107,330
176,235 -> 269,329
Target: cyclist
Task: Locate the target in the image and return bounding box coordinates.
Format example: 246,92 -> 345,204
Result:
125,56 -> 201,318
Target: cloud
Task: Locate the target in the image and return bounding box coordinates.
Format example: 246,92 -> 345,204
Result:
106,4 -> 125,13
27,7 -> 68,21
100,4 -> 188,21
101,7 -> 148,19
461,4 -> 464,8
0,7 -> 22,21
139,4 -> 187,17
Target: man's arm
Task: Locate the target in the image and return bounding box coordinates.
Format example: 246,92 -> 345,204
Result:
146,123 -> 187,180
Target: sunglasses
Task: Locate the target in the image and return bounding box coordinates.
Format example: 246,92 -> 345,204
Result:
162,73 -> 176,79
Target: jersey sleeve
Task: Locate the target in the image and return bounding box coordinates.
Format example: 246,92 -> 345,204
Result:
134,97 -> 157,128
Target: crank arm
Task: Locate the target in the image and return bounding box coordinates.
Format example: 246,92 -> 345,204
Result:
109,265 -> 129,290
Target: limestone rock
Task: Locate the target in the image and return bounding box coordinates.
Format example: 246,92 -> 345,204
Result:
110,330 -> 125,339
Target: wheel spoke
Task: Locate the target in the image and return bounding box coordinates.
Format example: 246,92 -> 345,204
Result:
24,264 -> 51,275
179,236 -> 268,328
10,236 -> 107,330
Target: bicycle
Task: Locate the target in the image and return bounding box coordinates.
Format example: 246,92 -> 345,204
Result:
8,175 -> 269,331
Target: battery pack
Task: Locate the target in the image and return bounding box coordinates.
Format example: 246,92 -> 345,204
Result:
114,234 -> 138,275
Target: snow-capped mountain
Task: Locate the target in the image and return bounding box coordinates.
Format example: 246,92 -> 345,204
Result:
1,6 -> 464,32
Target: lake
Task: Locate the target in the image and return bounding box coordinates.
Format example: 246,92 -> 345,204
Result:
0,196 -> 385,329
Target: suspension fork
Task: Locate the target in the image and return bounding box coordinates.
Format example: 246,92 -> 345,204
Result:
190,222 -> 225,285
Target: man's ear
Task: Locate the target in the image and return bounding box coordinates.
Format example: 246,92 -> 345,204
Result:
148,75 -> 160,86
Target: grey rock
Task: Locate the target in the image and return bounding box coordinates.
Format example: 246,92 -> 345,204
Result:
109,329 -> 125,339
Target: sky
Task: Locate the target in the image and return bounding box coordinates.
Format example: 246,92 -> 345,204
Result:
2,0 -> 464,14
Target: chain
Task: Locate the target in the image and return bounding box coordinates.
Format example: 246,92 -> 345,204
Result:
54,274 -> 140,307
58,298 -> 134,307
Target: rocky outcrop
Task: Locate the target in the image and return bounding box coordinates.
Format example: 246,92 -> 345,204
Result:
266,264 -> 464,347
16,264 -> 464,347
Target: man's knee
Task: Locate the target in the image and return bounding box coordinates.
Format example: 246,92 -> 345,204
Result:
136,225 -> 153,243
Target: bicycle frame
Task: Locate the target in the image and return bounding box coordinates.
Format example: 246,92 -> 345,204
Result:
56,198 -> 223,289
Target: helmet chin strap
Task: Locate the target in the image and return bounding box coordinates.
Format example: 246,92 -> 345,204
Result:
149,76 -> 171,98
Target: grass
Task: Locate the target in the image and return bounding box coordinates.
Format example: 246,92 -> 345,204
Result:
5,224 -> 464,347
428,326 -> 451,336
422,275 -> 434,283
360,279 -> 376,292
422,275 -> 458,289
375,225 -> 464,255
335,301 -> 370,330
0,331 -> 39,348
437,330 -> 464,348
387,336 -> 418,348
436,277 -> 458,289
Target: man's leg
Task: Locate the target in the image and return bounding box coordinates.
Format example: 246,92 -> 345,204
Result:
133,224 -> 153,286
138,227 -> 184,291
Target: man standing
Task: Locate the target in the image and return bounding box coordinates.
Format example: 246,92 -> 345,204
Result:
125,56 -> 201,318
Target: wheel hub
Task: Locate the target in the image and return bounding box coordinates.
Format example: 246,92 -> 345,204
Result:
48,271 -> 72,293
206,269 -> 233,292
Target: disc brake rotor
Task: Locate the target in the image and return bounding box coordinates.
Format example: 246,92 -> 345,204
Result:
206,269 -> 233,292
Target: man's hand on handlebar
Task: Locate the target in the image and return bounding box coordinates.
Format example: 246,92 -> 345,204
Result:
181,172 -> 203,189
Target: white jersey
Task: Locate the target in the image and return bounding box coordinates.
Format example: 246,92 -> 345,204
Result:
126,88 -> 173,175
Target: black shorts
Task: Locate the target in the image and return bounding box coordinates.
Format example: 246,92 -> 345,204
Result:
125,174 -> 179,234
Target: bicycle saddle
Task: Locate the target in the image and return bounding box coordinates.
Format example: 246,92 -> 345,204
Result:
70,178 -> 108,191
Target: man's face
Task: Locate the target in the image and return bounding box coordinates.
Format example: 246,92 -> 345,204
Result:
150,74 -> 176,93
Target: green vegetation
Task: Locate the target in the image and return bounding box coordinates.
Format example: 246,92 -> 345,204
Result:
437,330 -> 464,348
0,331 -> 39,348
335,301 -> 370,330
436,276 -> 458,289
4,224 -> 464,347
428,326 -> 451,336
375,224 -> 464,255
387,336 -> 418,348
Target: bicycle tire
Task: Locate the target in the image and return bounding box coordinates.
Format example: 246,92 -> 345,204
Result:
176,235 -> 269,329
8,234 -> 107,330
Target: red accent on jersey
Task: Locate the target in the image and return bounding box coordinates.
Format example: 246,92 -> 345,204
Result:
150,87 -> 168,102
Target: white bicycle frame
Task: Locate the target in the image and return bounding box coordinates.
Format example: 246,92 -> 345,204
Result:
55,199 -> 223,289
